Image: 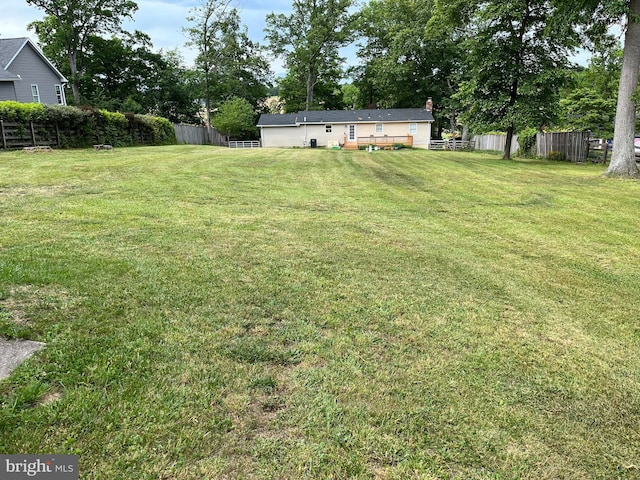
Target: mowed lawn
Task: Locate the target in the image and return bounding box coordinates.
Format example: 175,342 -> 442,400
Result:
1,145 -> 639,479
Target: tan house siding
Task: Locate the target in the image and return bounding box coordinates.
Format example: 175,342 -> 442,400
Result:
261,122 -> 432,149
258,108 -> 434,149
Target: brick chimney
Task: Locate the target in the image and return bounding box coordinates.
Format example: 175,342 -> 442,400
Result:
426,97 -> 433,112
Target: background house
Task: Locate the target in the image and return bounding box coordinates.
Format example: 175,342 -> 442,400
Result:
0,37 -> 68,105
258,106 -> 435,149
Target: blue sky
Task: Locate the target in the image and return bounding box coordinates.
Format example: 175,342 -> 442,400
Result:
3,0 -> 592,74
1,0 -> 295,69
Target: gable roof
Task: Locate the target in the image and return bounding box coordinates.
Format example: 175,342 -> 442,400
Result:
0,37 -> 67,83
258,113 -> 298,127
258,108 -> 434,127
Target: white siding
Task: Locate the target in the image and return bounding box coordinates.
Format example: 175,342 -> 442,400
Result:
261,121 -> 432,148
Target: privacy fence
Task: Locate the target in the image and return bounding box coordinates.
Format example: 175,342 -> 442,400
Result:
472,131 -> 591,162
536,131 -> 590,162
174,124 -> 227,146
472,134 -> 521,156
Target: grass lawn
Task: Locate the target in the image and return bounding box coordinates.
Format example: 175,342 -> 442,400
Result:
1,145 -> 639,479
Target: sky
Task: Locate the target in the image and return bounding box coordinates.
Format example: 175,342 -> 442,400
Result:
0,0 -> 295,69
2,0 -> 593,75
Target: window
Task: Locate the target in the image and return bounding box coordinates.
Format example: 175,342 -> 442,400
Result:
325,125 -> 332,133
375,123 -> 383,134
31,85 -> 40,103
409,123 -> 417,135
55,85 -> 64,104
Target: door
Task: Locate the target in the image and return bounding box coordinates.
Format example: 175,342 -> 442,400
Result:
348,124 -> 357,142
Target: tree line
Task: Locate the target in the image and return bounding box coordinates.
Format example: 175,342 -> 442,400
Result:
25,0 -> 640,177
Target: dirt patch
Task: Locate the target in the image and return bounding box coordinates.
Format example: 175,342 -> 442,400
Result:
0,285 -> 76,327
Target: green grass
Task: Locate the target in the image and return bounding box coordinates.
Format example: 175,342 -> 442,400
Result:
1,145 -> 639,479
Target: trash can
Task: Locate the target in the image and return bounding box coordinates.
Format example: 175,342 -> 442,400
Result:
310,138 -> 317,148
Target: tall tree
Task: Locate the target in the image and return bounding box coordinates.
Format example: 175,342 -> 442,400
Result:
27,0 -> 138,104
265,0 -> 354,111
435,0 -> 577,159
185,2 -> 271,124
605,0 -> 640,177
353,0 -> 464,137
563,0 -> 640,177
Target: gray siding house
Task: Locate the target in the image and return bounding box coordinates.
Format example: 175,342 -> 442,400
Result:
0,37 -> 68,105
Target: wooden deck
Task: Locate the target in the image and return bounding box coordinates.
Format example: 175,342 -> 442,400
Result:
344,135 -> 413,150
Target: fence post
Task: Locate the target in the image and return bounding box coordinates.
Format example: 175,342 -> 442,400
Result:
55,123 -> 61,147
1,120 -> 6,149
30,121 -> 36,146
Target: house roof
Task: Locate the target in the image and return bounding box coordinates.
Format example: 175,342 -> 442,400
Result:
0,37 -> 68,83
258,108 -> 434,127
257,113 -> 298,127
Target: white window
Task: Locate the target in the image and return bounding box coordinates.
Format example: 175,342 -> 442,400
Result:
409,123 -> 418,135
31,85 -> 40,103
326,125 -> 332,133
375,123 -> 383,134
55,85 -> 64,104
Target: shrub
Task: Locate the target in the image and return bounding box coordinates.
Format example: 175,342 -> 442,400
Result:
517,127 -> 538,157
547,150 -> 566,161
0,101 -> 176,149
0,101 -> 46,122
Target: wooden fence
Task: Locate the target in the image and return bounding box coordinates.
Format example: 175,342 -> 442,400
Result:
536,131 -> 590,162
472,134 -> 520,155
1,120 -> 60,149
1,120 -> 157,149
429,139 -> 471,150
174,124 -> 226,146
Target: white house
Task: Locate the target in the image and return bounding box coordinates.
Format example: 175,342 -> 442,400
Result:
257,102 -> 435,149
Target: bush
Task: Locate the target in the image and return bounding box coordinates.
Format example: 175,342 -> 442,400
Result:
547,150 -> 566,161
0,101 -> 177,148
517,127 -> 538,157
0,101 -> 46,122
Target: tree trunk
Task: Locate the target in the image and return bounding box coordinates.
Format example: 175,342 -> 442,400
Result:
605,0 -> 640,178
305,70 -> 316,111
504,124 -> 514,160
68,50 -> 80,104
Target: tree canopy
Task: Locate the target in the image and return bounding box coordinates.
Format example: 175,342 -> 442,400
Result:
27,0 -> 138,104
265,0 -> 354,111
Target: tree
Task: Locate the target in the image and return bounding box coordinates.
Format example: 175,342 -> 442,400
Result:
185,1 -> 271,124
558,45 -> 621,138
435,0 -> 577,159
212,97 -> 257,139
563,0 -> 640,177
353,0 -> 466,137
184,0 -> 233,126
265,0 -> 354,111
605,0 -> 640,177
27,0 -> 138,104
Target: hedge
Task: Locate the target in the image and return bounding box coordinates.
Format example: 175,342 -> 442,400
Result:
0,101 -> 177,148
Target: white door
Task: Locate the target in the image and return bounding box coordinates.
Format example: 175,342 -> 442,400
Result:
348,124 -> 357,142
